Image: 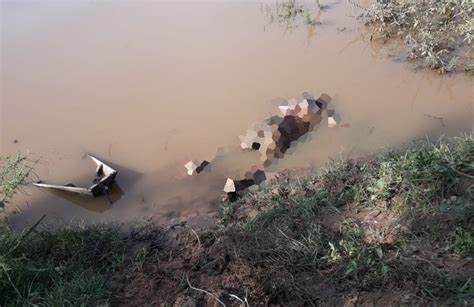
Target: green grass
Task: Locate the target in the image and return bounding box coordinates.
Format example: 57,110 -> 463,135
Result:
359,135 -> 474,211
366,0 -> 473,73
222,134 -> 473,304
0,224 -> 128,306
0,154 -> 35,211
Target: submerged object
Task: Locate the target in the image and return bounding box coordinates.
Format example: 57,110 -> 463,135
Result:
33,154 -> 117,198
181,91 -> 342,196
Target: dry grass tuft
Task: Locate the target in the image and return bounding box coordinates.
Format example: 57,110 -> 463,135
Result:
366,0 -> 473,73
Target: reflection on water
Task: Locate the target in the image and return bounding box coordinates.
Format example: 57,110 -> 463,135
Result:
1,1 -> 472,229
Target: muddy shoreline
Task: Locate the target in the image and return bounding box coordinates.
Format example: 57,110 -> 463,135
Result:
2,135 -> 472,306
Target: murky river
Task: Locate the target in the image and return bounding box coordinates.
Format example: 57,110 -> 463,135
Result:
1,1 -> 472,229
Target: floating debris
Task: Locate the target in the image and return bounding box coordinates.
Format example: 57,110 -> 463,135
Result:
33,154 -> 117,198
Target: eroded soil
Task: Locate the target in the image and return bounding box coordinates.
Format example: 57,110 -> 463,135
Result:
108,202 -> 472,306
108,163 -> 473,306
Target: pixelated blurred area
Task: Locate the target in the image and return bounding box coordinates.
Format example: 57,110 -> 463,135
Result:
184,92 -> 342,196
239,93 -> 337,166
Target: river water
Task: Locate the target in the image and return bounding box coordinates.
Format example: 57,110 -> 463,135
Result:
1,0 -> 472,229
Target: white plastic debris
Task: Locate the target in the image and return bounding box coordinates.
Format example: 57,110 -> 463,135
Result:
32,154 -> 117,198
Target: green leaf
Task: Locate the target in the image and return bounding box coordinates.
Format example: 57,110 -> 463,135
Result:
345,260 -> 358,275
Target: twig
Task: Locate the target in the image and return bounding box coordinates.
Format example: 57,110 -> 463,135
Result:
422,113 -> 443,120
229,294 -> 245,306
244,289 -> 250,307
423,113 -> 446,127
185,273 -> 226,307
229,293 -> 250,307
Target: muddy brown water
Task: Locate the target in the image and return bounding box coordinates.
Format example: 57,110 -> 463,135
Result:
1,1 -> 472,229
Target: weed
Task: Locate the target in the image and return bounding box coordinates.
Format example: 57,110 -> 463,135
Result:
0,154 -> 35,210
277,0 -> 304,22
366,0 -> 474,73
303,10 -> 320,26
449,226 -> 474,256
263,0 -> 326,28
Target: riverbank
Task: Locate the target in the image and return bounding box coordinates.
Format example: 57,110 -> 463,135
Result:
1,134 -> 472,306
366,0 -> 473,73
